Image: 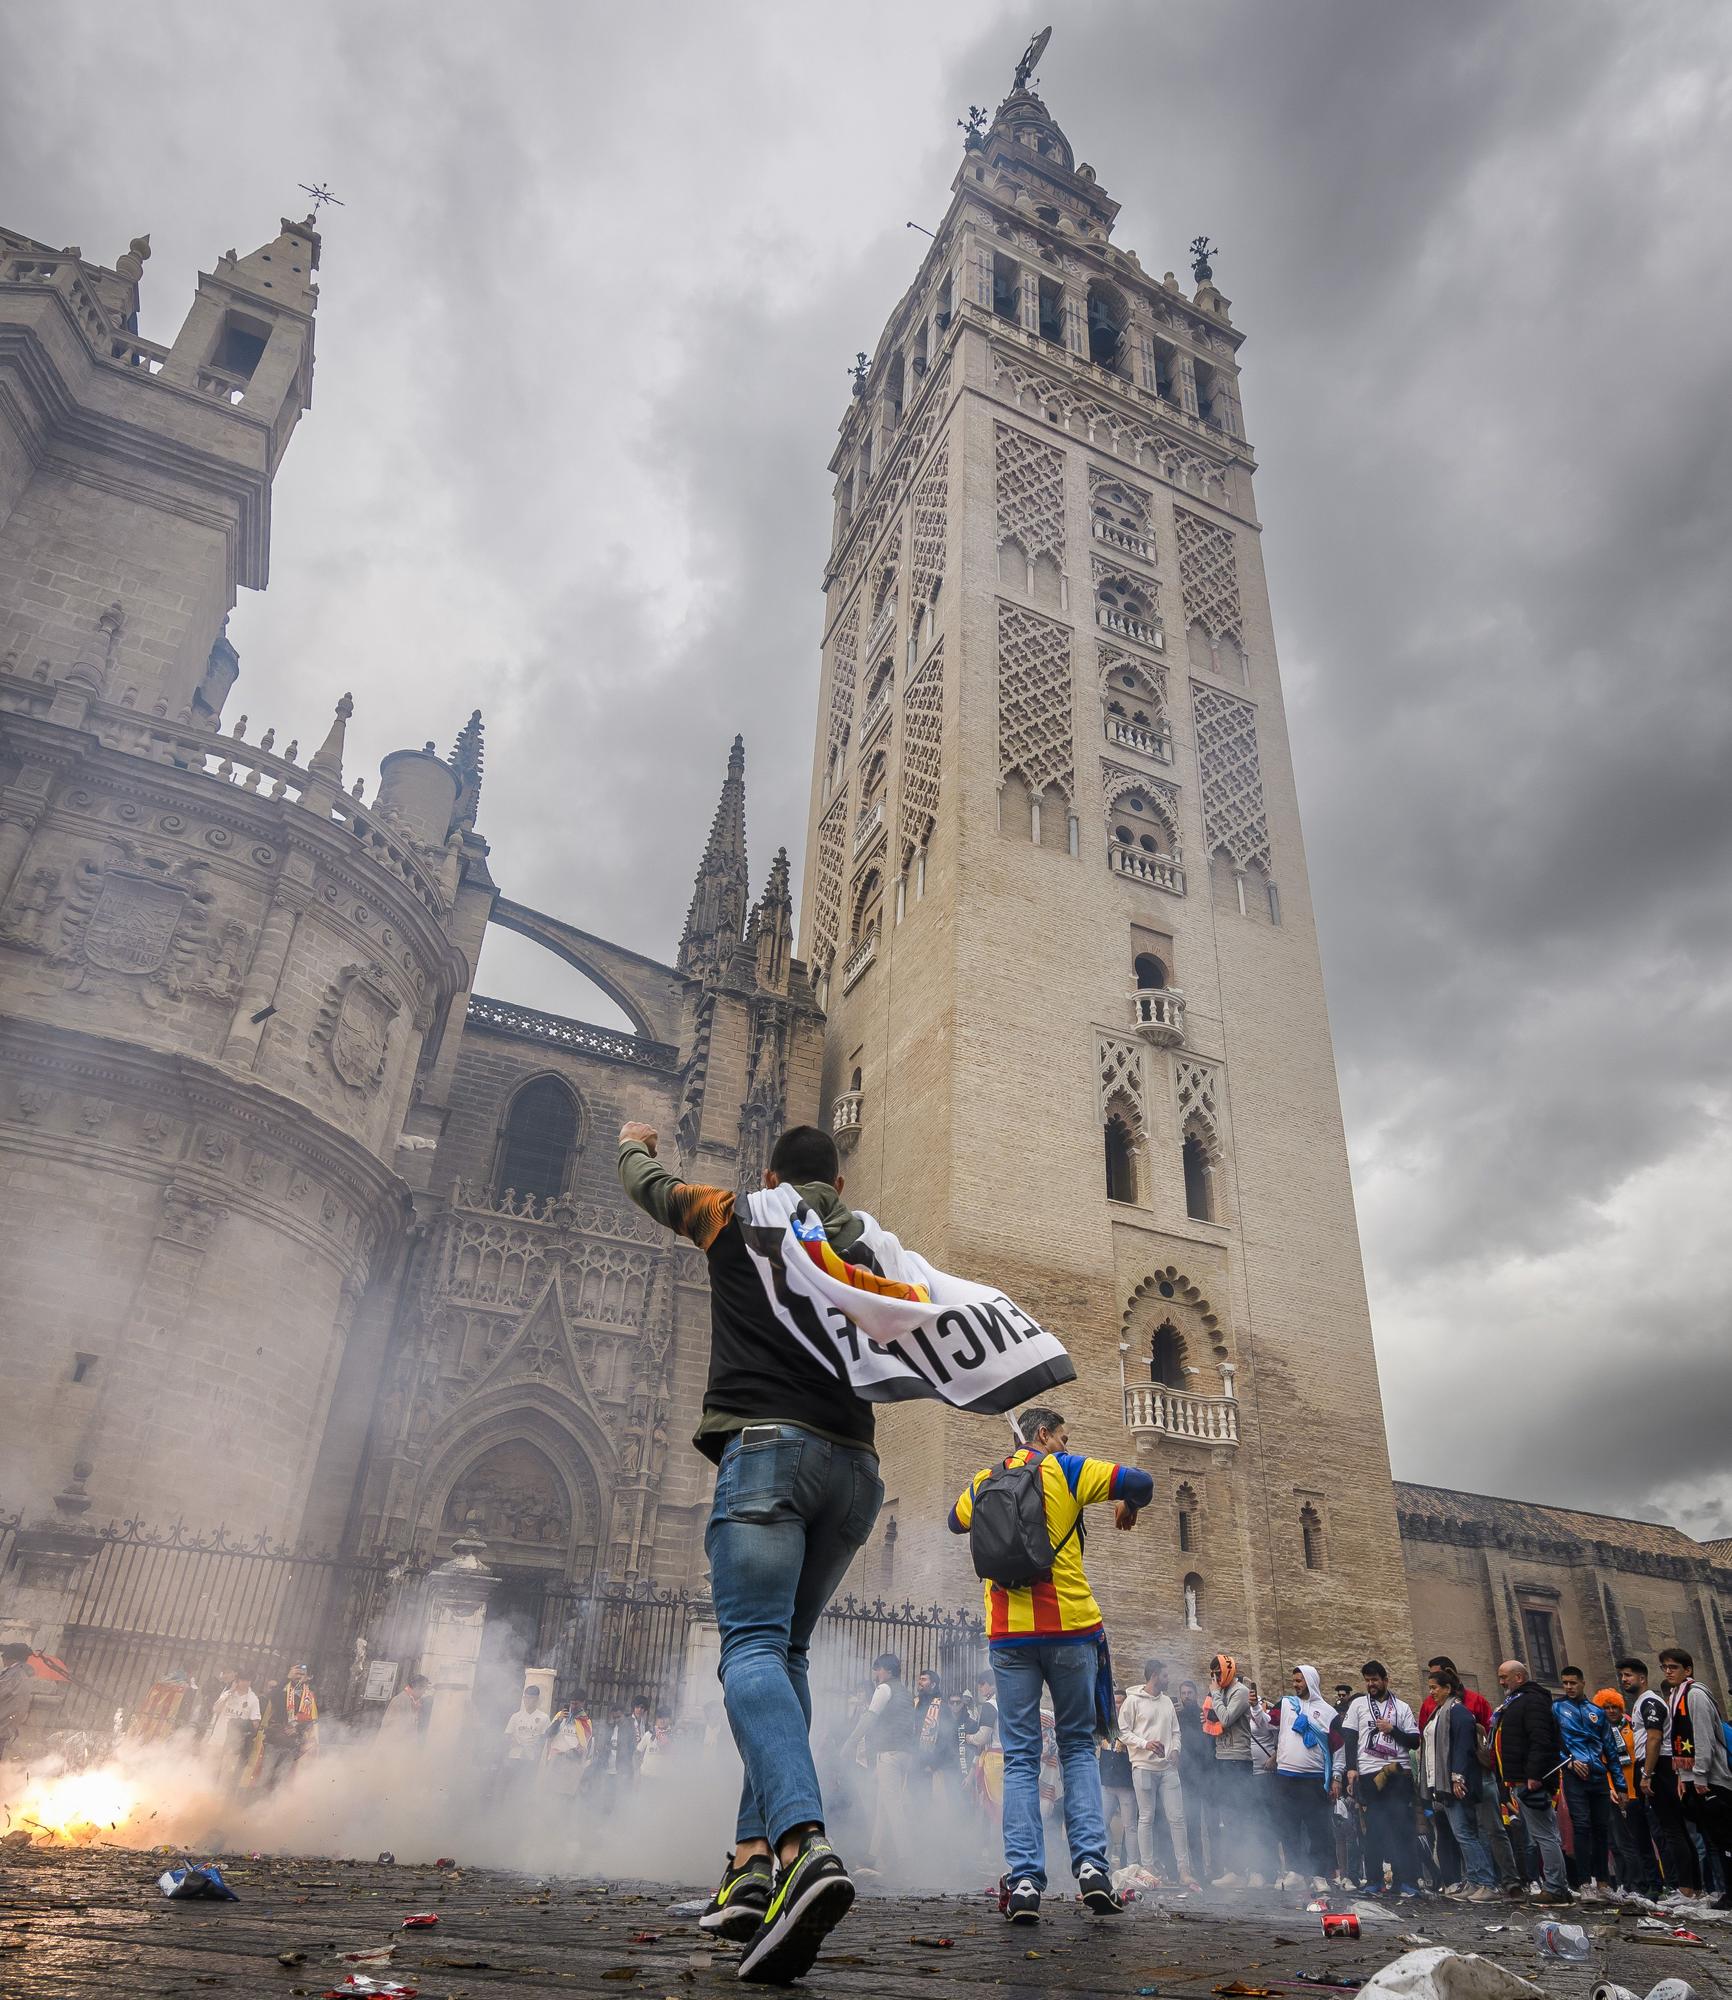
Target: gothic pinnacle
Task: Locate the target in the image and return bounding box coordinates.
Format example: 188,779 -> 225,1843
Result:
307,690 -> 353,779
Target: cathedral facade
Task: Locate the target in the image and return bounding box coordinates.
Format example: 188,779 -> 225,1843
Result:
798,79 -> 1417,1677
0,216 -> 821,1639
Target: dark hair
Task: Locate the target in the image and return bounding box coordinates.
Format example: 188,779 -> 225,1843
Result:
1144,1658 -> 1165,1680
1617,1658 -> 1649,1679
1429,1662 -> 1462,1693
1427,1655 -> 1457,1675
770,1125 -> 841,1186
1560,1665 -> 1584,1680
1361,1660 -> 1388,1679
1019,1405 -> 1065,1442
0,1643 -> 32,1666
1658,1647 -> 1693,1672
872,1652 -> 902,1678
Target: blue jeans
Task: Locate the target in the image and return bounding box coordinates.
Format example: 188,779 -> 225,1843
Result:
993,1641 -> 1108,1889
1438,1792 -> 1495,1886
705,1424 -> 883,1848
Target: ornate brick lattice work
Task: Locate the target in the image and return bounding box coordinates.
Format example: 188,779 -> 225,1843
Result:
900,640 -> 944,868
910,431 -> 950,607
992,346 -> 1230,503
826,599 -> 859,761
996,601 -> 1075,800
1192,684 -> 1270,871
1175,506 -> 1244,644
995,422 -> 1066,565
1174,1055 -> 1223,1149
1098,1030 -> 1147,1131
809,793 -> 849,972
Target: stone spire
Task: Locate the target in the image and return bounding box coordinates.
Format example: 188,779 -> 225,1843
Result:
448,708 -> 484,830
752,846 -> 794,996
677,735 -> 749,978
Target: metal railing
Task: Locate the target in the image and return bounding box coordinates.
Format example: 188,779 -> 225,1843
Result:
466,995 -> 679,1070
43,1520 -> 429,1728
1123,1384 -> 1240,1443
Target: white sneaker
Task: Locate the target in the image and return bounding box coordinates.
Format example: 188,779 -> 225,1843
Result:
1212,1872 -> 1246,1889
1312,1877 -> 1331,1893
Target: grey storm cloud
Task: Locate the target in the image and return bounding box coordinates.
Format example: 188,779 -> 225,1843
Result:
4,1 -> 1729,1531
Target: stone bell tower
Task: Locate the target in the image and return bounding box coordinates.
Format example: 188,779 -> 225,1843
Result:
798,42 -> 1414,1680
0,218 -> 469,1542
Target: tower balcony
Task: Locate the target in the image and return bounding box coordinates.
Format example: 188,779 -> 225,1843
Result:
1129,987 -> 1186,1048
865,600 -> 897,661
853,795 -> 885,856
1097,604 -> 1163,650
831,1090 -> 863,1152
1124,1384 -> 1239,1445
1105,715 -> 1172,763
841,928 -> 878,993
1092,517 -> 1152,563
1108,843 -> 1185,896
859,682 -> 893,747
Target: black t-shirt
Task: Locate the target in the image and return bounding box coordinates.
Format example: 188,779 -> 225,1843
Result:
1099,1740 -> 1133,1787
663,1182 -> 880,1463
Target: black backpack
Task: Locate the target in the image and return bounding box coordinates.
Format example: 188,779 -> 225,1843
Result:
968,1452 -> 1081,1589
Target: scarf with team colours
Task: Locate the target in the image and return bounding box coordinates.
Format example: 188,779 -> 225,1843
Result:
740,1184 -> 1075,1413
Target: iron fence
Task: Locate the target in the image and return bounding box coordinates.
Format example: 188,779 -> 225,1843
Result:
46,1522 -> 428,1730
8,1514 -> 983,1733
533,1583 -> 987,1718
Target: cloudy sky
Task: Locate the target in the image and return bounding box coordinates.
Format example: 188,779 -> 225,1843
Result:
6,2 -> 1731,1537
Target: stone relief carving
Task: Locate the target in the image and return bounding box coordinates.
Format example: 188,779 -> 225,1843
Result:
0,866 -> 63,951
53,839 -> 217,1002
309,960 -> 400,1096
156,1179 -> 227,1251
441,1439 -> 571,1547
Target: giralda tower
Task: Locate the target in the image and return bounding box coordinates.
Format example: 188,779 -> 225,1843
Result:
798,41 -> 1414,1676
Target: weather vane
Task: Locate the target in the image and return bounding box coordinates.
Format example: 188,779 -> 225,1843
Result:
849,352 -> 870,396
1190,236 -> 1217,284
297,182 -> 346,216
1014,25 -> 1052,91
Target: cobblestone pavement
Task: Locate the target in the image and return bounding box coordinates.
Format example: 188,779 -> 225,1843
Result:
0,1846 -> 1724,2000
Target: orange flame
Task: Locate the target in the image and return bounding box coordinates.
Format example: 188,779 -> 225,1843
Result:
9,1769 -> 143,1845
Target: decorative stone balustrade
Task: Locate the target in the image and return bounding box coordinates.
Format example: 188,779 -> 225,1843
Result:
1123,1383 -> 1239,1443
1109,844 -> 1185,895
1097,604 -> 1164,650
1130,987 -> 1186,1047
466,994 -> 678,1071
831,1090 -> 863,1151
842,928 -> 878,993
865,601 -> 897,661
1093,518 -> 1152,562
853,796 -> 885,856
1106,715 -> 1171,762
195,363 -> 249,405
859,684 -> 892,746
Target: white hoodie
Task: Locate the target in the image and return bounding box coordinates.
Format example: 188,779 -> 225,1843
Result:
1275,1664 -> 1336,1780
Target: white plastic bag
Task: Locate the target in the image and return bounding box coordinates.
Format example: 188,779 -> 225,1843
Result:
1358,1947 -> 1544,2000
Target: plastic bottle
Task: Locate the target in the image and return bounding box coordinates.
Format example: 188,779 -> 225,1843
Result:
1534,1921 -> 1591,1960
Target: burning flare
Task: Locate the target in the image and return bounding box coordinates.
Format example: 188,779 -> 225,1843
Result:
8,1768 -> 143,1845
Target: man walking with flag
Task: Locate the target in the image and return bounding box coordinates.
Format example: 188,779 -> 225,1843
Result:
620,1120 -> 1073,1983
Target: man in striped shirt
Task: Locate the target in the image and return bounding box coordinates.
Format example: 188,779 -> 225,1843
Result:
949,1405 -> 1154,1920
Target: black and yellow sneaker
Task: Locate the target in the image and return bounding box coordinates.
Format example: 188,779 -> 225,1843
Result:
736,1833 -> 855,1984
698,1852 -> 773,1941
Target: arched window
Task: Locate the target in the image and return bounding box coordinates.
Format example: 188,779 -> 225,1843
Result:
1176,1482 -> 1197,1553
1301,1504 -> 1325,1572
885,350 -> 905,428
992,251 -> 1020,323
851,868 -> 884,946
1104,1113 -> 1138,1203
1151,1321 -> 1186,1387
1183,1572 -> 1203,1631
1134,953 -> 1167,990
494,1076 -> 579,1202
849,1065 -> 862,1093
1097,571 -> 1155,625
861,746 -> 888,806
1087,280 -> 1129,374
1183,1131 -> 1214,1222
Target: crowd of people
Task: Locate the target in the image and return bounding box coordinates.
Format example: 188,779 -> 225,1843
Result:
611,1116 -> 1732,1982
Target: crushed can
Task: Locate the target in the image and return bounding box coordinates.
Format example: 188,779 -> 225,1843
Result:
1320,1912 -> 1360,1939
1306,1895 -> 1333,1913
